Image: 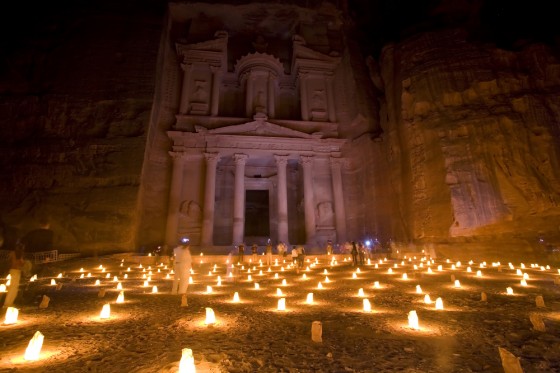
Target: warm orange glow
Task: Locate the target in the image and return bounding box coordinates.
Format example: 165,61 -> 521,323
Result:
4,307 -> 18,325
507,287 -> 514,295
152,286 -> 158,293
179,348 -> 195,373
233,292 -> 240,302
373,281 -> 380,289
363,299 -> 371,312
94,280 -> 100,286
424,294 -> 432,304
408,310 -> 419,330
50,279 -> 56,286
306,293 -> 314,304
317,282 -> 323,289
358,288 -> 365,297
520,279 -> 528,286
435,297 -> 443,310
276,288 -> 283,296
277,298 -> 286,311
116,291 -> 124,304
100,304 -> 111,319
254,283 -> 260,290
281,279 -> 287,286
205,308 -> 216,325
24,331 -> 44,361
0,284 -> 6,292
206,286 -> 213,294
416,285 -> 422,294
402,273 -> 408,280
454,280 -> 461,288
116,282 -> 123,290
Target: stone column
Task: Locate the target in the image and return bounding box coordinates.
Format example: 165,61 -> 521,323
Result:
179,63 -> 193,114
267,72 -> 276,118
232,154 -> 248,245
274,155 -> 289,245
330,157 -> 347,243
201,152 -> 221,247
210,66 -> 221,116
326,74 -> 337,122
245,73 -> 254,117
299,72 -> 309,121
165,151 -> 186,246
300,155 -> 316,244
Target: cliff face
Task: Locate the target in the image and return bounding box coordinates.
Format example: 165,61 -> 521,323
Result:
358,29 -> 560,258
0,3 -> 162,253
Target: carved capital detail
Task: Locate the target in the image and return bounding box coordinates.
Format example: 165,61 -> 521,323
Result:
169,151 -> 187,161
204,152 -> 221,164
233,153 -> 249,165
274,154 -> 289,166
330,156 -> 344,169
300,155 -> 314,167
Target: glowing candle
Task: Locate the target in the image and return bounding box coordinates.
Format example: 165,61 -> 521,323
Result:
356,268 -> 361,273
454,280 -> 461,288
205,308 -> 216,325
178,348 -> 195,373
276,288 -> 283,296
277,298 -> 286,311
281,279 -> 287,286
105,273 -> 111,279
408,310 -> 419,330
435,297 -> 443,310
424,294 -> 432,304
302,274 -> 307,280
79,268 -> 84,273
357,288 -> 365,297
233,292 -> 240,302
50,279 -> 56,286
373,281 -> 380,289
476,270 -> 482,277
427,267 -> 433,274
324,276 -> 330,283
402,273 -> 408,280
466,267 -> 472,273
254,283 -> 260,290
520,279 -> 527,286
523,273 -> 529,280
116,282 -> 123,290
274,273 -> 279,279
95,279 -> 100,286
206,286 -> 213,294
306,293 -> 314,304
80,274 -> 84,279
57,273 -> 62,278
24,331 -> 44,361
416,285 -> 422,294
363,299 -> 371,312
152,285 -> 158,293
217,277 -> 222,286
189,277 -> 193,284
506,287 -> 514,295
317,282 -> 323,289
4,307 -> 18,325
375,264 -> 379,269
143,280 -> 149,287
116,291 -> 124,303
451,265 -> 456,270
388,268 -> 393,274
438,265 -> 443,271
100,304 -> 111,319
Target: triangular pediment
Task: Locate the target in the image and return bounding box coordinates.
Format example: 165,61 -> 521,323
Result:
195,121 -> 317,139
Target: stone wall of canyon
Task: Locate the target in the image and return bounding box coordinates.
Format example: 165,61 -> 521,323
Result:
354,29 -> 560,260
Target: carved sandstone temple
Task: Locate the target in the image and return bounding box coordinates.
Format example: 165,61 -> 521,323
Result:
138,3 -> 358,249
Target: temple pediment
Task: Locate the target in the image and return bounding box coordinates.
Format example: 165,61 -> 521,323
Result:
194,120 -> 319,139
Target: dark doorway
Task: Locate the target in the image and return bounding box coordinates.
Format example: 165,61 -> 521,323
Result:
245,190 -> 270,236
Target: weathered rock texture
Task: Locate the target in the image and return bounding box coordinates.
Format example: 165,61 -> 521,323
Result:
353,29 -> 560,260
0,2 -> 162,253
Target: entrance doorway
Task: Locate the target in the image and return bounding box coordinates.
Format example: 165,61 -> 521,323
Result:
244,190 -> 270,237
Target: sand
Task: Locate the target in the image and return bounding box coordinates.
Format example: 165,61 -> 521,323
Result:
1,255 -> 559,372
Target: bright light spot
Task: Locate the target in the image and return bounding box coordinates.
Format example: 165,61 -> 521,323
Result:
116,282 -> 123,290
373,281 -> 380,289
254,283 -> 260,290
427,267 -> 433,274
520,279 -> 527,287
189,277 -> 194,284
100,304 -> 111,319
438,265 -> 443,271
276,288 -> 283,296
506,287 -> 514,295
179,348 -> 195,373
424,294 -> 432,304
435,298 -> 443,310
388,268 -> 393,274
306,293 -> 314,304
466,267 -> 472,273
24,331 -> 44,361
277,298 -> 286,311
274,273 -> 279,279
408,310 -> 419,330
476,270 -> 482,277
205,308 -> 216,325
358,288 -> 365,297
416,285 -> 422,294
363,299 -> 371,312
116,291 -> 124,304
233,292 -> 240,303
317,282 -> 323,289
50,279 -> 56,286
282,279 -> 287,286
113,276 -> 118,282
523,273 -> 529,280
402,273 -> 408,280
4,307 -> 18,325
143,280 -> 149,287
95,279 -> 101,286
454,280 -> 461,288
206,286 -> 213,294
152,286 -> 158,293
57,273 -> 62,278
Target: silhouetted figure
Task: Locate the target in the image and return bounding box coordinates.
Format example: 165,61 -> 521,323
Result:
351,241 -> 358,266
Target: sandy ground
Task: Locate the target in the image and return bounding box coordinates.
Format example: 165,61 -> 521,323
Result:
0,254 -> 559,373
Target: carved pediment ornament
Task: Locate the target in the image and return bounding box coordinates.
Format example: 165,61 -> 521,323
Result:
194,121 -> 315,139
235,52 -> 284,78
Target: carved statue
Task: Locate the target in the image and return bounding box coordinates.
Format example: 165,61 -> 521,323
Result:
192,80 -> 208,103
316,201 -> 334,227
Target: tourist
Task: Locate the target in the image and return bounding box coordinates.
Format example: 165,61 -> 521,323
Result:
326,240 -> 333,256
238,244 -> 245,264
291,245 -> 298,268
276,241 -> 285,258
171,237 -> 192,298
351,241 -> 358,266
297,245 -> 305,268
251,244 -> 258,263
265,241 -> 273,266
358,242 -> 365,265
3,242 -> 25,308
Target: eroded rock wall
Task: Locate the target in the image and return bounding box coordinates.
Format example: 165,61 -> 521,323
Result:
0,3 -> 163,254
359,29 -> 560,259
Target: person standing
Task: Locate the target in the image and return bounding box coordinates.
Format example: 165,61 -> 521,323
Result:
172,238 -> 192,297
265,241 -> 273,266
351,241 -> 358,267
3,242 -> 25,307
238,244 -> 245,264
251,244 -> 258,263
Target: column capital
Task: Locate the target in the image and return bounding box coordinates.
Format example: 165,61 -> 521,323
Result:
274,154 -> 289,166
299,155 -> 314,167
233,153 -> 249,165
210,65 -> 222,74
329,156 -> 344,168
180,63 -> 193,72
169,151 -> 187,161
204,152 -> 221,163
